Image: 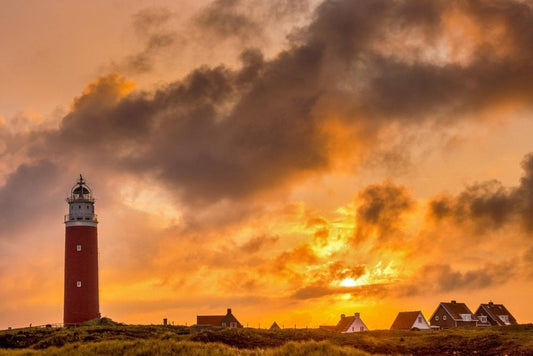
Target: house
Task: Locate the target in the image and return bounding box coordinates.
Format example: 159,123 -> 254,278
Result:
196,308 -> 243,328
390,311 -> 430,330
319,313 -> 369,333
475,301 -> 518,326
269,321 -> 281,330
429,300 -> 478,328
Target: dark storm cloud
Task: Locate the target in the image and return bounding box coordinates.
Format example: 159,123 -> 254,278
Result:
195,0 -> 262,42
355,181 -> 414,242
0,160 -> 62,238
121,7 -> 178,73
402,262 -> 516,296
22,0 -> 533,205
429,153 -> 533,234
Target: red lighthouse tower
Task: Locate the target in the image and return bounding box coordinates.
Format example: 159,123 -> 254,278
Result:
64,175 -> 100,325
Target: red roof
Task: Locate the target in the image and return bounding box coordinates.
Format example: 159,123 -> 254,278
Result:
390,311 -> 422,330
319,325 -> 338,331
440,302 -> 478,321
336,316 -> 356,332
478,303 -> 517,325
196,308 -> 243,328
197,315 -> 225,326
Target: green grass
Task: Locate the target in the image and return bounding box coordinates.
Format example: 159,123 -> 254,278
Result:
0,340 -> 376,356
0,323 -> 531,355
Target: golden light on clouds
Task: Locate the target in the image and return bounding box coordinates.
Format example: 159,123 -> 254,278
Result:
0,0 -> 532,330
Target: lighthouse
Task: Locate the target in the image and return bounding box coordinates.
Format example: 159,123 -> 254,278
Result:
64,175 -> 100,324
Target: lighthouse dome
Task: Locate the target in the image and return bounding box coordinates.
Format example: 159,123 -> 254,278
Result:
72,185 -> 90,195
68,175 -> 94,202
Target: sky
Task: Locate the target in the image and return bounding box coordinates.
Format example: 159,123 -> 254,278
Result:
0,0 -> 532,330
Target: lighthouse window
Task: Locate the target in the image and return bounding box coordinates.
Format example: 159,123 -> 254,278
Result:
78,205 -> 81,209
76,281 -> 81,287
76,245 -> 82,251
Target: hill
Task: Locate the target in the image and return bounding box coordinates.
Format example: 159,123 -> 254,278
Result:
0,323 -> 531,355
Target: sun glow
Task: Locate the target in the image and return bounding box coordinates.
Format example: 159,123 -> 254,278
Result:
340,278 -> 358,287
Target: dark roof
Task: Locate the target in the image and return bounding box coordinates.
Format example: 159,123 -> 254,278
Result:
336,316 -> 355,332
440,302 -> 478,321
196,308 -> 242,327
478,302 -> 517,325
222,313 -> 243,327
197,315 -> 225,326
390,311 -> 422,330
319,325 -> 338,331
269,321 -> 281,330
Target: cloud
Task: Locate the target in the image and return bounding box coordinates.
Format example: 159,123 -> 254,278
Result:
195,0 -> 263,43
401,262 -> 516,296
428,153 -> 533,234
291,283 -> 389,300
355,181 -> 414,242
121,7 -> 180,74
239,234 -> 279,254
2,0 -> 532,212
0,160 -> 62,238
4,0 -> 524,208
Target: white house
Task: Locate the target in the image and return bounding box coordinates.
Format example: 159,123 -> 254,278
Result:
390,311 -> 430,330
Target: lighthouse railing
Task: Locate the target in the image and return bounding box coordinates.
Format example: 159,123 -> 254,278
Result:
66,194 -> 95,203
64,214 -> 98,222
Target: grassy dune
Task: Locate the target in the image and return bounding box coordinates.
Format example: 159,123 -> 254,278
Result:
0,323 -> 531,355
0,340 -> 374,356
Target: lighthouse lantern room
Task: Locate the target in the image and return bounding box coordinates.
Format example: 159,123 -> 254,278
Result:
64,175 -> 100,325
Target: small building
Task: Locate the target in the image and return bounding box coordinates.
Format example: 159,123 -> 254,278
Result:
475,301 -> 518,326
196,308 -> 243,328
269,321 -> 281,330
390,311 -> 430,330
429,300 -> 478,328
319,313 -> 368,333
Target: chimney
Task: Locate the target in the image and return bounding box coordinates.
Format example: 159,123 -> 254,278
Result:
354,312 -> 360,319
451,300 -> 456,304
341,314 -> 345,319
227,308 -> 232,315
489,301 -> 494,306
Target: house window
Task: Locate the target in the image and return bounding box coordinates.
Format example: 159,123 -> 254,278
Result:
460,314 -> 471,321
418,316 -> 422,323
76,245 -> 82,251
360,326 -> 364,331
435,316 -> 439,321
499,315 -> 509,324
443,315 -> 447,321
222,322 -> 226,327
76,281 -> 81,287
480,315 -> 488,323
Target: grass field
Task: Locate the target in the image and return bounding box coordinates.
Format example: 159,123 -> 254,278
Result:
0,322 -> 531,355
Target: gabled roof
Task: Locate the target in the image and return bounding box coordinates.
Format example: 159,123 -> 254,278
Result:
390,311 -> 422,330
197,315 -> 225,326
196,308 -> 243,327
336,316 -> 356,332
438,302 -> 478,321
269,321 -> 281,330
478,302 -> 517,325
